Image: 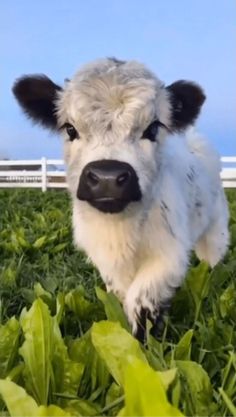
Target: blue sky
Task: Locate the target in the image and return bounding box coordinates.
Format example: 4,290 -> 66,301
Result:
0,0 -> 235,159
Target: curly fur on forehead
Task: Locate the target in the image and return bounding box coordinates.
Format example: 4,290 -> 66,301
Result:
56,59 -> 171,136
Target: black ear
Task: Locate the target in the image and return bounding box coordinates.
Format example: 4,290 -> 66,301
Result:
12,75 -> 62,130
166,80 -> 206,132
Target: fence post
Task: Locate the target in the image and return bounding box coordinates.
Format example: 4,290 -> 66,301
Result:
41,157 -> 47,192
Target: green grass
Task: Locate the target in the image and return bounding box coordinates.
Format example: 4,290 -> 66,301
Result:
0,188 -> 235,416
0,190 -> 102,323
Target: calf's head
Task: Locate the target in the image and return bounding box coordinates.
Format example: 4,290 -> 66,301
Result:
13,58 -> 205,214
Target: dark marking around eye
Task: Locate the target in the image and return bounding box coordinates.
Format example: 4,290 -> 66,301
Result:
60,122 -> 79,141
141,120 -> 167,142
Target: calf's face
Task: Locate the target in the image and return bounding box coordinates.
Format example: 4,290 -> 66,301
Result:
13,58 -> 205,215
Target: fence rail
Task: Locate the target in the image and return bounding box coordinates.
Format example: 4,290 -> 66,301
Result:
0,157 -> 236,191
220,156 -> 236,188
0,158 -> 66,191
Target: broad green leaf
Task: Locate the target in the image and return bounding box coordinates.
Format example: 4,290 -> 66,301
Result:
210,262 -> 233,289
174,329 -> 193,360
68,331 -> 110,398
33,282 -> 55,311
20,288 -> 36,304
119,358 -> 183,416
41,275 -> 58,293
68,331 -> 92,365
146,334 -> 167,371
95,287 -> 130,331
0,379 -> 71,417
170,374 -> 182,409
219,284 -> 236,320
176,360 -> 213,416
6,363 -> 24,382
19,299 -> 53,405
52,318 -> 84,396
157,368 -> 177,390
0,317 -> 20,378
32,235 -> 47,249
91,321 -> 147,385
65,287 -> 98,320
185,262 -> 211,322
16,235 -> 29,249
0,267 -> 17,288
186,261 -> 210,306
64,399 -> 101,416
37,405 -> 72,416
50,242 -> 68,254
0,379 -> 38,416
34,282 -> 52,300
11,231 -> 29,251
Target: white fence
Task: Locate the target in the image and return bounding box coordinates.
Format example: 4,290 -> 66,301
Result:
0,157 -> 236,191
220,157 -> 236,188
0,158 -> 66,191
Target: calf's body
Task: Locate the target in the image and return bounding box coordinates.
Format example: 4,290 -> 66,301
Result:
72,129 -> 229,334
13,58 -> 229,339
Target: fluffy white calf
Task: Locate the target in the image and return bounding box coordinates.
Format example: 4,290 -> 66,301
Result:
13,58 -> 229,340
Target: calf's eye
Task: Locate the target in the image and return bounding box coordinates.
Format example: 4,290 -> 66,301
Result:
64,123 -> 79,141
141,120 -> 162,142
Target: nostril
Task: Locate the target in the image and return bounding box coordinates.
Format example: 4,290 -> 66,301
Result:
116,171 -> 131,186
87,170 -> 99,185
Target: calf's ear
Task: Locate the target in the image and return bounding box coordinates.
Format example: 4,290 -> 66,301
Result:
12,75 -> 62,130
166,80 -> 205,132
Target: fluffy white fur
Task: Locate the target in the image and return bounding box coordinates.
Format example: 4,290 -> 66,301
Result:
13,58 -> 229,334
55,59 -> 229,333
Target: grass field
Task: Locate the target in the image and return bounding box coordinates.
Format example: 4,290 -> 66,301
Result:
0,189 -> 235,416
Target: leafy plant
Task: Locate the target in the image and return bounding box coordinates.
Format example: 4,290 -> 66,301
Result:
0,189 -> 235,416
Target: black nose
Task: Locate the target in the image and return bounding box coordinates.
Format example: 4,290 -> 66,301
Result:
77,160 -> 142,213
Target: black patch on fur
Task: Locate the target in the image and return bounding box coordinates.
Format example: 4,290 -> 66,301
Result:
12,75 -> 62,130
186,166 -> 196,183
135,302 -> 171,343
150,303 -> 170,339
166,80 -> 206,132
136,308 -> 148,344
134,286 -> 181,343
195,199 -> 203,217
160,200 -> 175,238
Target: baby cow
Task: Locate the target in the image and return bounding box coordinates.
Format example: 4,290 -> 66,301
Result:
13,58 -> 229,341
